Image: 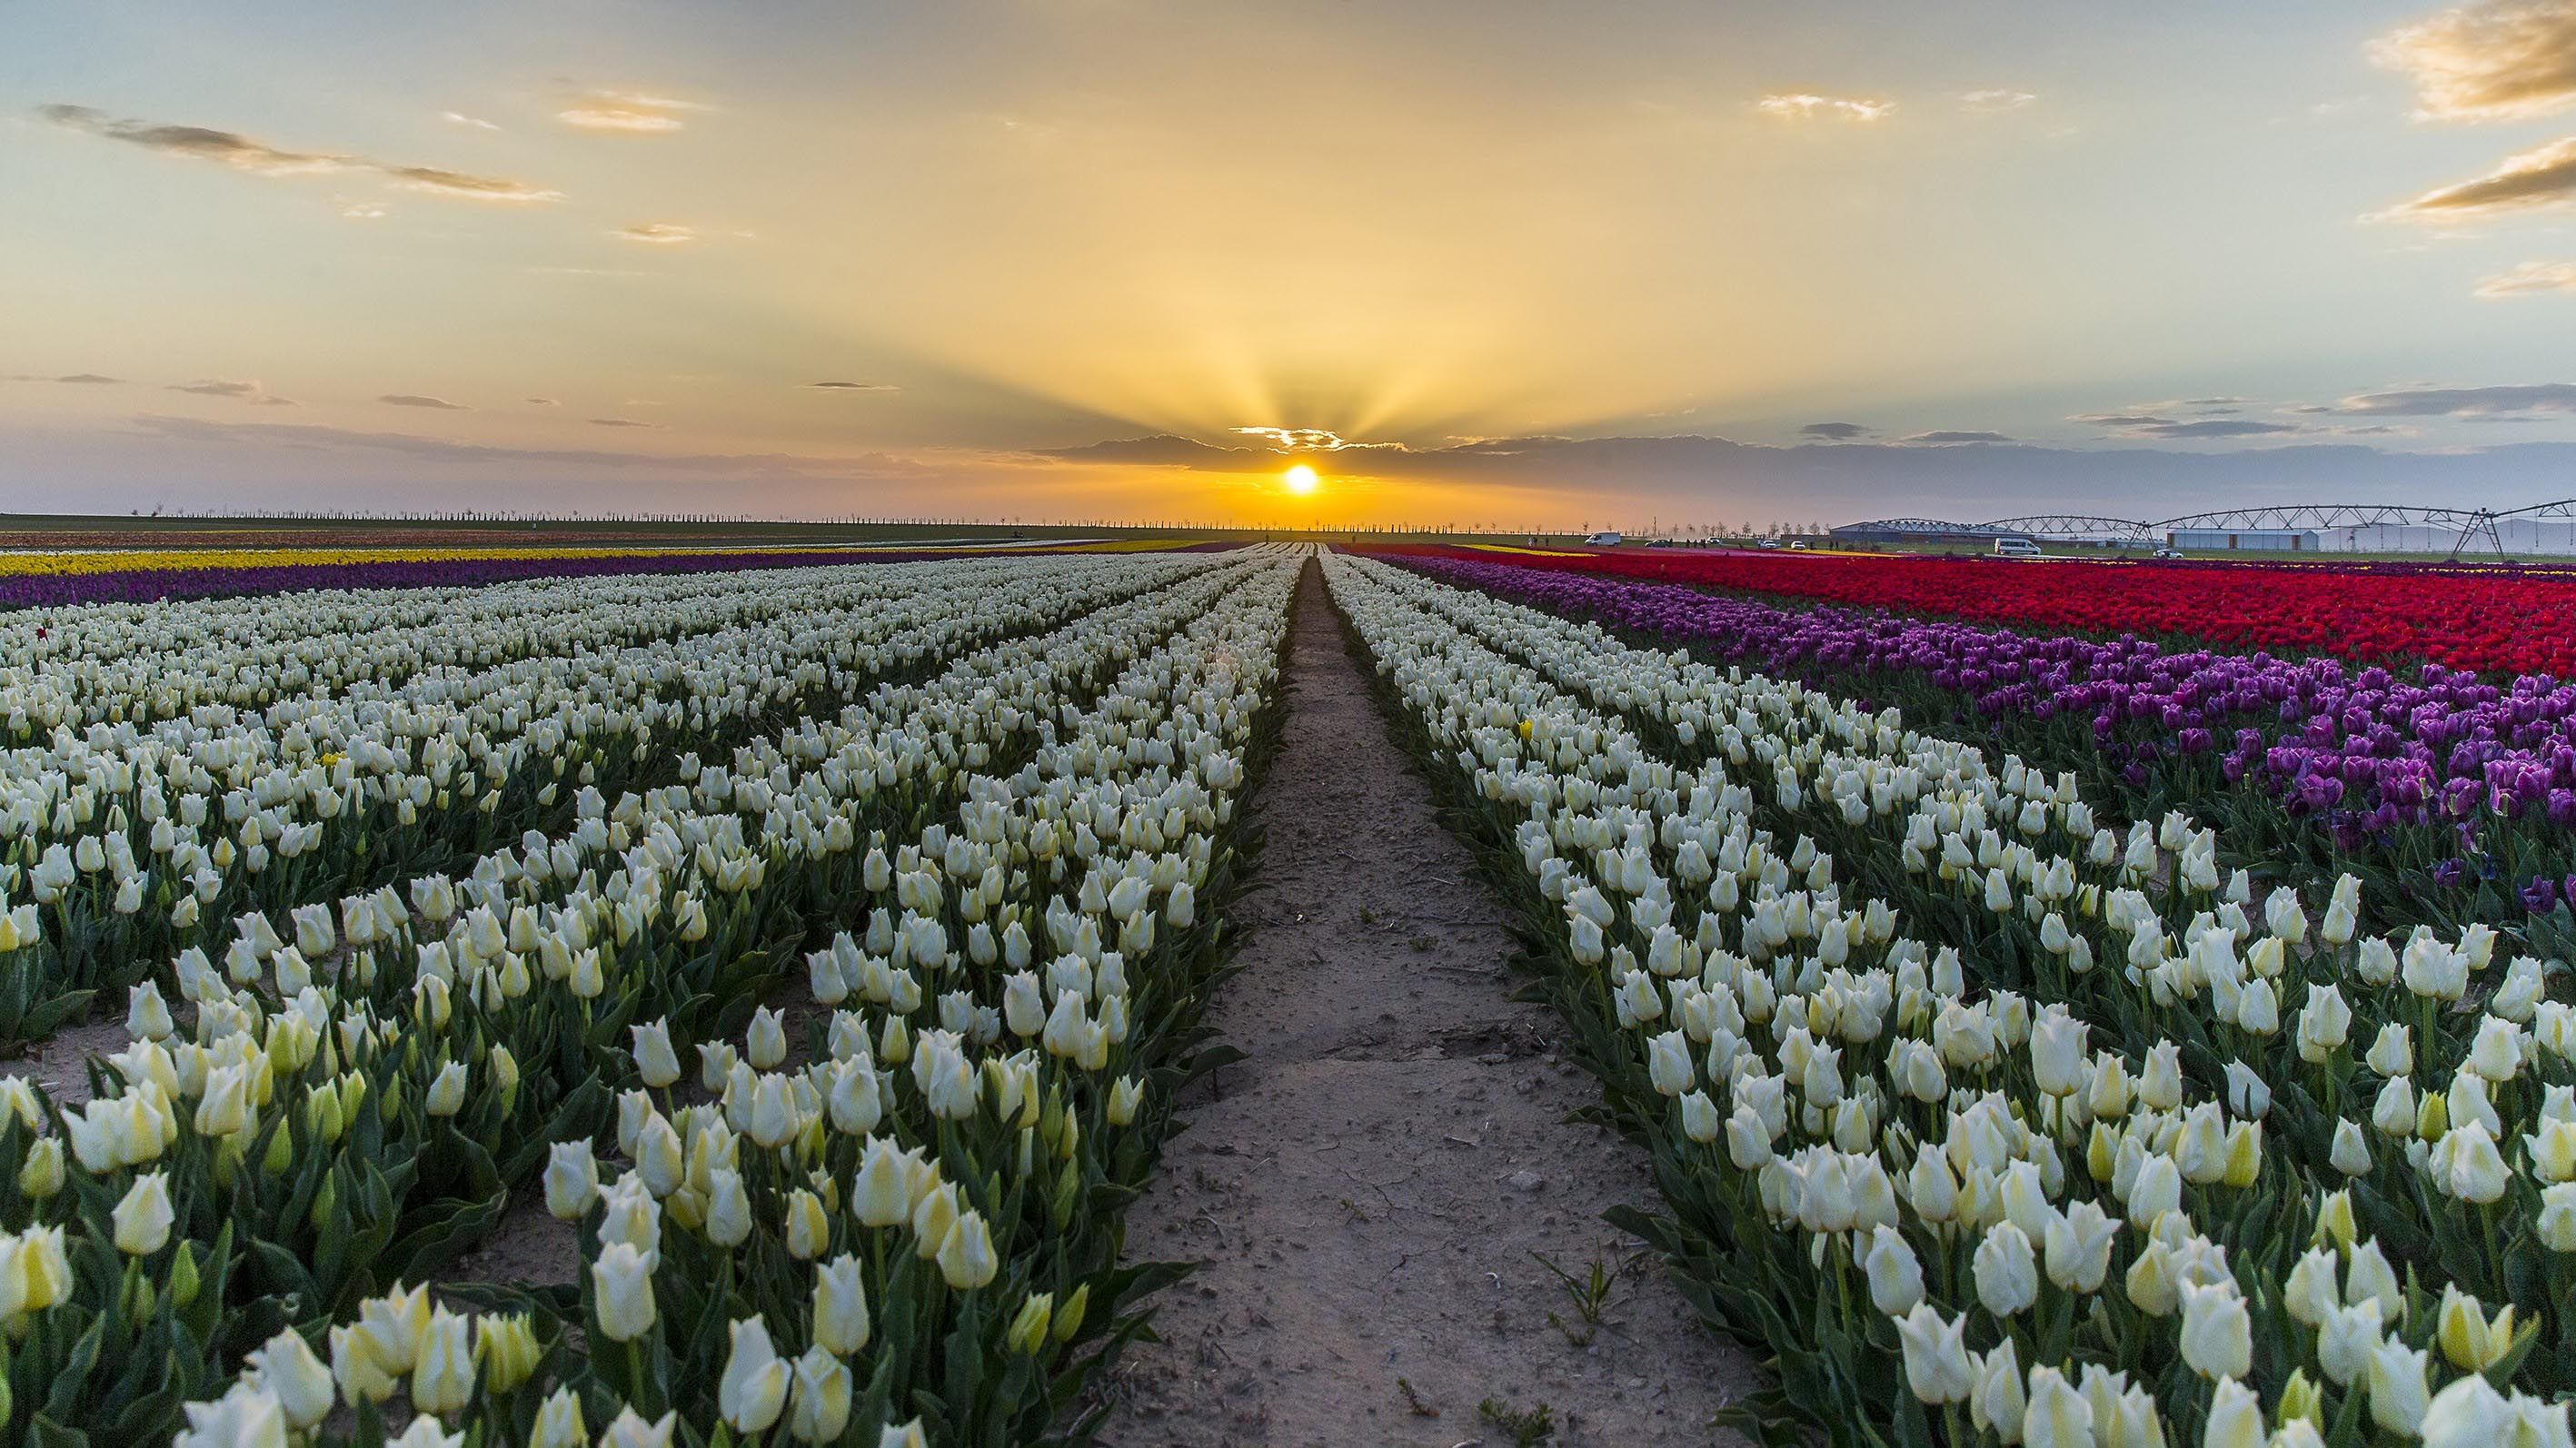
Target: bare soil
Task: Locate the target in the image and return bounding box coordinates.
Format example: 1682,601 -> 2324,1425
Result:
1099,566 -> 1753,1448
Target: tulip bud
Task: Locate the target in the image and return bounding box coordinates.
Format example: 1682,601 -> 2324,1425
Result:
2203,1377 -> 2263,1448
17,1138 -> 63,1198
113,1170 -> 174,1255
424,1060 -> 467,1117
476,1313 -> 542,1395
2537,1182 -> 2576,1251
721,1316 -> 792,1434
2022,1366 -> 2092,1448
1865,1225 -> 1924,1314
631,1020 -> 682,1089
1008,1292 -> 1055,1354
813,1254 -> 871,1356
591,1241 -> 658,1342
1893,1302 -> 1973,1404
410,1305 -> 476,1415
789,1344 -> 853,1443
2420,1376 -> 2518,1448
938,1210 -> 999,1289
241,1327 -> 335,1429
532,1387 -> 589,1448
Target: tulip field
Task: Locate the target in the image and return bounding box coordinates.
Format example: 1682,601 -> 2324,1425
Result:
5,536 -> 2574,1448
0,545 -> 1297,1446
1324,548 -> 2576,1448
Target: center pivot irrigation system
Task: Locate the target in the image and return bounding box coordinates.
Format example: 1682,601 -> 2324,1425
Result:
1847,498 -> 2576,560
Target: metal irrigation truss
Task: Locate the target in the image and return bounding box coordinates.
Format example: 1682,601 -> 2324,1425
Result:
1845,499 -> 2576,559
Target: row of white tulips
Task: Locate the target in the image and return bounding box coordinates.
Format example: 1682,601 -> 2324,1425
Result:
0,555 -> 1223,1040
0,549 -> 1295,1444
1326,550 -> 2571,1448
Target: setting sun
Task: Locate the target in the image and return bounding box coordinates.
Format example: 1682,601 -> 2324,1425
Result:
1282,463 -> 1321,496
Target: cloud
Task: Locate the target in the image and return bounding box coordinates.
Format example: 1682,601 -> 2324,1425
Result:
441,111 -> 501,131
1035,435 -> 1276,469
1960,90 -> 2038,112
383,166 -> 559,203
167,379 -> 293,405
2476,259 -> 2576,294
39,104 -> 561,203
2074,412 -> 2301,439
343,203 -> 386,220
1228,426 -> 1404,451
526,397 -> 559,406
558,90 -> 711,134
807,381 -> 900,392
1756,93 -> 1896,122
1799,422 -> 1871,441
379,394 -> 467,410
2372,0 -> 2576,122
589,417 -> 659,428
4,373 -> 120,384
2384,134 -> 2576,217
1902,430 -> 2012,444
616,223 -> 696,245
2338,382 -> 2576,414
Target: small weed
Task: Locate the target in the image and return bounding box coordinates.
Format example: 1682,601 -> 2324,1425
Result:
1409,935 -> 1437,952
1477,1397 -> 1557,1447
1358,906 -> 1378,925
1397,1377 -> 1439,1418
1529,1246 -> 1634,1344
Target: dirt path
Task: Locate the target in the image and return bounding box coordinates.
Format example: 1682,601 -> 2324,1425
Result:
1099,564 -> 1753,1448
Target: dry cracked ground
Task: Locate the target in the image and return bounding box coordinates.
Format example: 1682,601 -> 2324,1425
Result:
1098,566 -> 1753,1448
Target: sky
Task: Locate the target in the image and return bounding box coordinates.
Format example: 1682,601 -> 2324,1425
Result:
11,0 -> 2576,529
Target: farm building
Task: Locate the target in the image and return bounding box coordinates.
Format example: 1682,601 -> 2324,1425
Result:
2164,527 -> 2319,551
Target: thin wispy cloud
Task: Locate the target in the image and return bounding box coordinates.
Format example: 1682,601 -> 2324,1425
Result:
615,223 -> 697,245
380,393 -> 468,410
167,379 -> 295,405
526,397 -> 560,406
342,203 -> 386,220
1960,90 -> 2038,113
2372,0 -> 2576,122
1756,93 -> 1896,123
2384,135 -> 2576,217
38,104 -> 562,203
806,381 -> 900,392
2338,382 -> 2576,414
2475,259 -> 2576,294
1901,430 -> 2011,444
589,417 -> 659,428
558,90 -> 712,134
441,111 -> 501,131
2074,412 -> 2299,439
1799,422 -> 1871,441
4,373 -> 121,384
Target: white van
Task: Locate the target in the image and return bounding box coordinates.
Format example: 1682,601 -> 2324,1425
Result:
1993,537 -> 2042,560
1584,531 -> 1624,546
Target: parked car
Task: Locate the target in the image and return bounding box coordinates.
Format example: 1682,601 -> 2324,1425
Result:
1756,538 -> 1782,550
1788,541 -> 1810,551
1993,537 -> 2042,559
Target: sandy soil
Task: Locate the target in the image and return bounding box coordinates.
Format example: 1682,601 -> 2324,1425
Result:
0,1017 -> 131,1106
1099,566 -> 1752,1448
